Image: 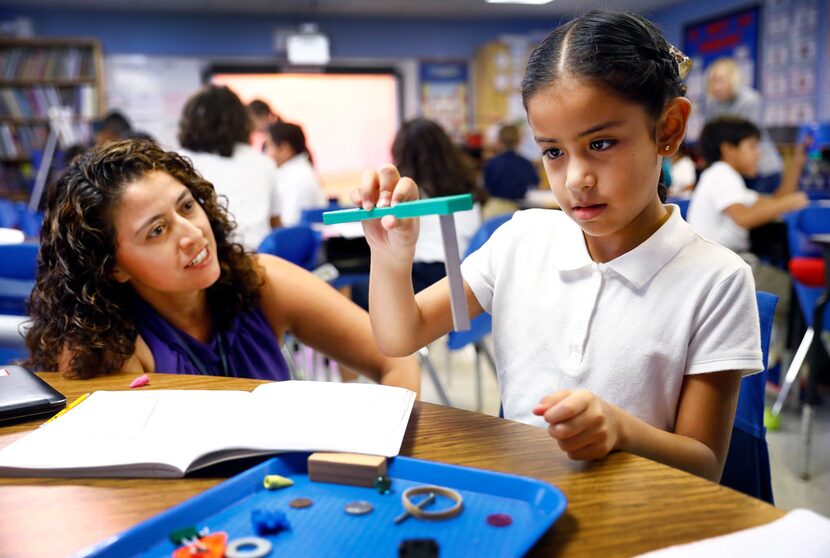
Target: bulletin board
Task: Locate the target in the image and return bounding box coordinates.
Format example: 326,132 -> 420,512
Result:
682,6 -> 761,141
419,61 -> 469,142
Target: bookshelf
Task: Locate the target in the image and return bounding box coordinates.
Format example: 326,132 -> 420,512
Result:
0,37 -> 104,201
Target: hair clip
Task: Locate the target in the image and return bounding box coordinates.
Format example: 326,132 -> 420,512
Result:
668,44 -> 693,80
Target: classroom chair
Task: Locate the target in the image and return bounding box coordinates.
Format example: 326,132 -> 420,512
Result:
720,291 -> 777,503
0,200 -> 43,238
257,225 -> 322,271
299,200 -> 342,226
0,242 -> 38,316
667,197 -> 690,220
766,205 -> 830,478
421,212 -> 514,410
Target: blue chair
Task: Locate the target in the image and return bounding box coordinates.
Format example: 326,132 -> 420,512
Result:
419,213 -> 514,410
300,200 -> 342,226
257,226 -> 322,271
0,242 -> 38,316
667,197 -> 690,220
720,291 -> 777,503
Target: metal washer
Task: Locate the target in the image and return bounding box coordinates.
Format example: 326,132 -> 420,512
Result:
225,536 -> 273,558
344,500 -> 374,515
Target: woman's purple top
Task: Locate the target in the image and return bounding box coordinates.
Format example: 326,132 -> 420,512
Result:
132,296 -> 290,381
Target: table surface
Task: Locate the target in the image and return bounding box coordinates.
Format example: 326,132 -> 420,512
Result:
0,373 -> 784,558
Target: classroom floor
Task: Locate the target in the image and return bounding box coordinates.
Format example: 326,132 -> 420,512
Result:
416,339 -> 830,517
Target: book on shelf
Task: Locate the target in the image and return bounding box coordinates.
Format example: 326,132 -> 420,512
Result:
0,380 -> 417,478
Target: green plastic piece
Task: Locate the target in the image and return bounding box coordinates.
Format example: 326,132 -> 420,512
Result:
263,474 -> 294,490
764,407 -> 781,431
322,194 -> 473,225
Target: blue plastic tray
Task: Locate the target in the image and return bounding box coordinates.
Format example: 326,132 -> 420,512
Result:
79,453 -> 567,557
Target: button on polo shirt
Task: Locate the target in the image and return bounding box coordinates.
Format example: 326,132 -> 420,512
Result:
462,206 -> 762,432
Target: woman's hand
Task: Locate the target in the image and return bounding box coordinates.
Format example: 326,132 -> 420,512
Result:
349,165 -> 420,265
533,389 -> 624,461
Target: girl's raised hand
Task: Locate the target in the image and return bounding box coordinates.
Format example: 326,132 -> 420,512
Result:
532,389 -> 623,461
349,165 -> 421,262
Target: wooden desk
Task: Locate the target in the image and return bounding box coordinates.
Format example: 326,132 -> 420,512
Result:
0,373 -> 784,558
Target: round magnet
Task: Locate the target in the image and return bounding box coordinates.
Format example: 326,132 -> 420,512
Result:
344,500 -> 374,515
486,513 -> 513,527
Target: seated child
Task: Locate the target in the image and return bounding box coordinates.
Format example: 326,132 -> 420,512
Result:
354,11 -> 762,482
483,124 -> 539,218
687,116 -> 808,253
25,140 -> 419,394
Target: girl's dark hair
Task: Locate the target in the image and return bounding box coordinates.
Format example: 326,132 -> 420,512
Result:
522,10 -> 688,202
699,116 -> 760,165
178,85 -> 251,157
268,121 -> 312,165
26,140 -> 262,378
392,118 -> 485,203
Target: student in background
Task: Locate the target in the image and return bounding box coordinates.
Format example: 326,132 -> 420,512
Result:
350,118 -> 483,310
686,116 -> 808,353
248,99 -> 279,152
355,11 -> 762,481
704,58 -> 783,194
483,123 -> 538,218
25,140 -> 419,394
667,143 -> 697,199
178,85 -> 281,252
265,121 -> 326,227
92,110 -> 132,145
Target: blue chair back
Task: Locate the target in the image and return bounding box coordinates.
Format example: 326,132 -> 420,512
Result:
0,243 -> 38,281
785,204 -> 830,259
257,226 -> 321,271
720,291 -> 776,503
447,213 -> 513,351
300,200 -> 342,226
667,197 -> 690,220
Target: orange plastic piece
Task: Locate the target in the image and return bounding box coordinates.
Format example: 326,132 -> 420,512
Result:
172,531 -> 227,558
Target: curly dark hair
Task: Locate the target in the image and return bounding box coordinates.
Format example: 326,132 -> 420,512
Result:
178,85 -> 251,157
392,118 -> 485,204
25,140 -> 263,378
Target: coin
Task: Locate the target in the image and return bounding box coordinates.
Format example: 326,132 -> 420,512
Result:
289,497 -> 313,509
344,500 -> 374,515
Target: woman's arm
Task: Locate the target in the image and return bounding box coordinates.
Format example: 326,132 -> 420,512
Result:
256,253 -> 420,394
534,369 -> 743,482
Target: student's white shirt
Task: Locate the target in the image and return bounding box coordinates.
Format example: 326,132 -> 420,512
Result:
687,161 -> 759,252
461,207 -> 762,432
415,203 -> 482,263
668,156 -> 696,199
181,143 -> 280,251
275,153 -> 326,227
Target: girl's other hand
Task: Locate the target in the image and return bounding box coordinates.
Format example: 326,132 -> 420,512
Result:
533,389 -> 623,461
349,165 -> 421,262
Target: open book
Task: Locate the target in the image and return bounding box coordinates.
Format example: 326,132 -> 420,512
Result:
0,381 -> 415,478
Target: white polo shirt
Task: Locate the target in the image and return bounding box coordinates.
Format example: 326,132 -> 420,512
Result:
181,143 -> 281,252
687,161 -> 759,252
461,207 -> 762,432
275,153 -> 326,227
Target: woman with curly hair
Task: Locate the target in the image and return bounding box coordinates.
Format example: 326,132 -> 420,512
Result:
178,84 -> 281,251
25,140 -> 419,391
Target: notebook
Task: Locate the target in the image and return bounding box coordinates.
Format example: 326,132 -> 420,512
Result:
0,365 -> 66,424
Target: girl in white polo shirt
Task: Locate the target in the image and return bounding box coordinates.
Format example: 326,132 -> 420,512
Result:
353,11 -> 762,482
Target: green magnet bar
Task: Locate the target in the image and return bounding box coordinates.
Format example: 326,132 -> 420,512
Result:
322,194 -> 474,225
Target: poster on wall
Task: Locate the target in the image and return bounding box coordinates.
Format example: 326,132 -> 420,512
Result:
419,62 -> 469,142
682,6 -> 761,141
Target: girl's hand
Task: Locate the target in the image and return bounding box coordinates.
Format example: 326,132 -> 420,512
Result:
349,165 -> 420,264
532,389 -> 623,461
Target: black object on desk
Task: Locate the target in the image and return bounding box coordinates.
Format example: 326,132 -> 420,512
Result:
324,236 -> 371,275
0,365 -> 66,424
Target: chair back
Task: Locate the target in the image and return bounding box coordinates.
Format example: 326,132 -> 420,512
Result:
300,200 -> 342,226
720,291 -> 776,503
447,213 -> 513,350
257,226 -> 321,271
668,197 -> 690,220
0,243 -> 38,281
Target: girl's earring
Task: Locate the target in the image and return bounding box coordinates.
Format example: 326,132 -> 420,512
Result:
664,145 -> 671,152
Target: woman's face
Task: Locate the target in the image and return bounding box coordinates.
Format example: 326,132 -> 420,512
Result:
111,170 -> 220,301
708,66 -> 735,102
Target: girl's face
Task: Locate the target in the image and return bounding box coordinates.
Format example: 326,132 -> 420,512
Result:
111,170 -> 221,302
265,137 -> 294,167
527,79 -> 670,261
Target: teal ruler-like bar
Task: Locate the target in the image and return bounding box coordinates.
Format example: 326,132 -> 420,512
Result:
322,194 -> 473,225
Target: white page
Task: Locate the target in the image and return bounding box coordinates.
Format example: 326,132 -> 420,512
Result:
249,381 -> 415,456
636,509 -> 830,558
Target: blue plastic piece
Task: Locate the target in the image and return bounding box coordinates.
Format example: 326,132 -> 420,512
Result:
251,508 -> 290,535
79,453 -> 567,558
